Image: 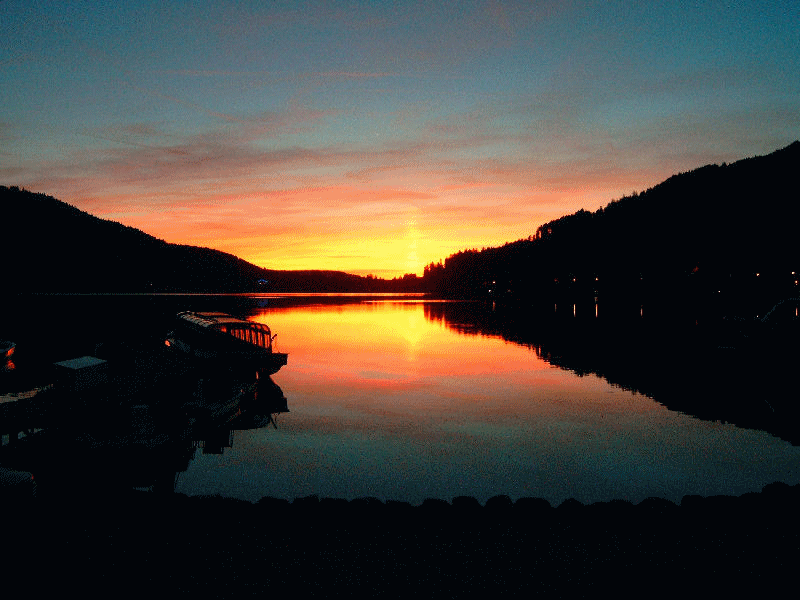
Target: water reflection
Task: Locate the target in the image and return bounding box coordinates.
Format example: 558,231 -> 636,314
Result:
0,348 -> 288,498
423,301 -> 800,444
4,293 -> 799,507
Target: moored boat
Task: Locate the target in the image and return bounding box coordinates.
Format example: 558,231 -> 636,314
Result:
166,312 -> 288,375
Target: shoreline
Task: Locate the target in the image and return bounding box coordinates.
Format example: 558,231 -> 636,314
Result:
7,483 -> 798,595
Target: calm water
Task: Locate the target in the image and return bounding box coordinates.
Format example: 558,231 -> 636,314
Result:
155,297 -> 800,506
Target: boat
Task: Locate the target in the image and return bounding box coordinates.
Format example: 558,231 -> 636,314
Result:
1,341 -> 15,360
165,312 -> 288,375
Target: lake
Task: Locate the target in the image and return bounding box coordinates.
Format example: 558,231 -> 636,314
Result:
2,294 -> 799,506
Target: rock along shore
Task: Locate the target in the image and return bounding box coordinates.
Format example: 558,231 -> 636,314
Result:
4,483 -> 798,597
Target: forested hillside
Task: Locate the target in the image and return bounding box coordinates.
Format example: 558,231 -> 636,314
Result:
1,186 -> 399,293
5,141 -> 797,306
422,142 -> 799,317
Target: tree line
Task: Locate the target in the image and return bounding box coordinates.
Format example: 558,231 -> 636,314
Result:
417,141 -> 800,318
4,140 -> 798,307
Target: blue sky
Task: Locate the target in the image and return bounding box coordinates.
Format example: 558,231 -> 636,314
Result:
2,1 -> 798,276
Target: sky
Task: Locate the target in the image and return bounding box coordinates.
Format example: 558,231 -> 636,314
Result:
2,1 -> 798,278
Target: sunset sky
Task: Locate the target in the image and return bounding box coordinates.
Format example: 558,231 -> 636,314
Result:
2,1 -> 798,278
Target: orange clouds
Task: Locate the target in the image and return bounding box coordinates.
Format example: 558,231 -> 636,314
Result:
6,3 -> 797,278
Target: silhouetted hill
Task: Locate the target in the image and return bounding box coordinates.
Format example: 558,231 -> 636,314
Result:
7,141 -> 798,298
423,141 -> 800,317
1,186 -> 391,293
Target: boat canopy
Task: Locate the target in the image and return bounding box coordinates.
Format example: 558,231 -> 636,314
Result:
178,312 -> 275,351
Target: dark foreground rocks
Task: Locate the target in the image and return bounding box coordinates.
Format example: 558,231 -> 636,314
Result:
3,483 -> 798,597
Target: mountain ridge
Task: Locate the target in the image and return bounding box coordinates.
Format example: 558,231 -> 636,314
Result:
1,185 -> 386,293
423,140 -> 800,313
5,140 -> 798,299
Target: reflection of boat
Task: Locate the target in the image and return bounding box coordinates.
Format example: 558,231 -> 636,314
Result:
166,312 -> 288,375
1,341 -> 15,360
229,376 -> 289,430
183,375 -> 289,453
0,357 -> 291,498
187,377 -> 258,423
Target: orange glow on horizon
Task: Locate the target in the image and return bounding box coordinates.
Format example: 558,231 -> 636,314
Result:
97,182 -> 625,279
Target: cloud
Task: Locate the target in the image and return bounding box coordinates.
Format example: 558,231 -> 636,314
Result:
23,83 -> 792,246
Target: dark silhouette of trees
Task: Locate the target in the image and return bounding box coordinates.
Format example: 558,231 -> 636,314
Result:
1,186 -> 421,293
419,141 -> 800,318
5,141 -> 798,302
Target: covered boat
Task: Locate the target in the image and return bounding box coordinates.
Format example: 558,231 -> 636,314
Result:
166,312 -> 288,375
